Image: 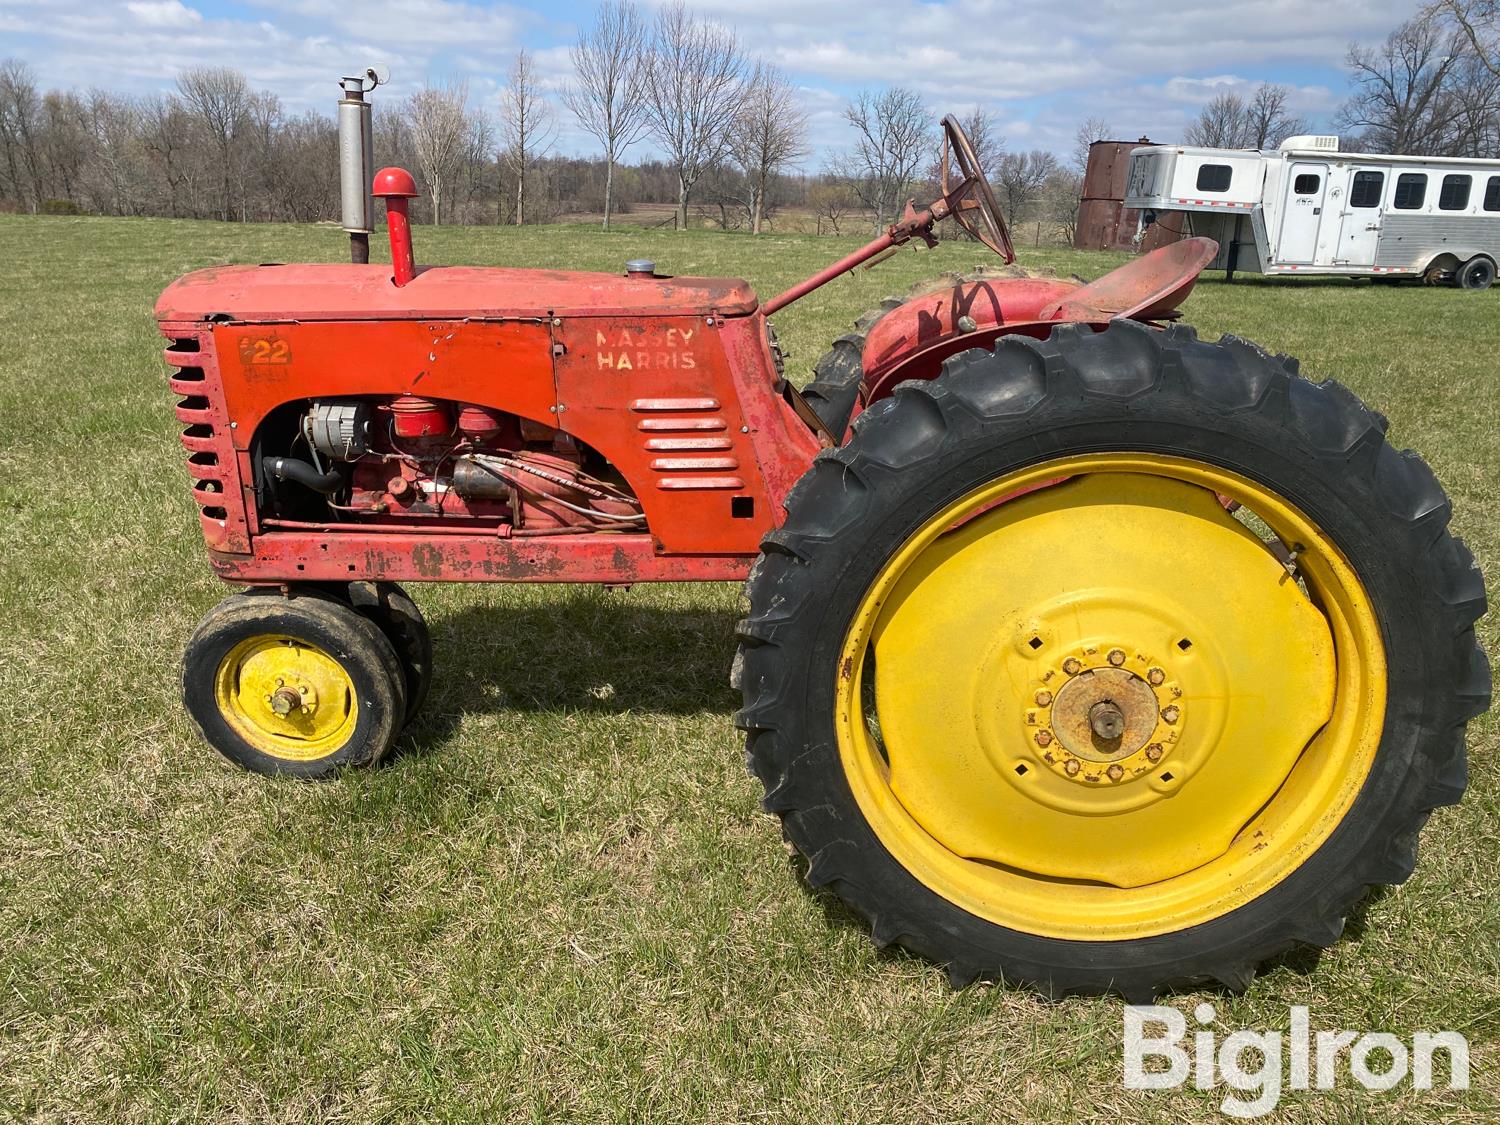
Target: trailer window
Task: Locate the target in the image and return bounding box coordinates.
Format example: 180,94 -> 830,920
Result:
1393,173 -> 1427,209
1439,174 -> 1472,210
1485,176 -> 1500,212
1293,173 -> 1321,194
1195,164 -> 1233,193
1350,171 -> 1384,207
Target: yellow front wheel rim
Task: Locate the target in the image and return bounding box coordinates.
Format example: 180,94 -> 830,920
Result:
213,635 -> 359,760
836,453 -> 1386,941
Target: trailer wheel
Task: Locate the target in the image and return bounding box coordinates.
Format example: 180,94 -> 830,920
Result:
182,590 -> 407,779
348,581 -> 433,723
736,320 -> 1489,998
1456,256 -> 1496,290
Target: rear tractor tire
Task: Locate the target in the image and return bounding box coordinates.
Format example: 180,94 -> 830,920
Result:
182,589 -> 407,779
736,319 -> 1490,998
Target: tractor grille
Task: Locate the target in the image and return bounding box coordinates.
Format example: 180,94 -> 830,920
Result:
164,332 -> 250,553
630,397 -> 744,491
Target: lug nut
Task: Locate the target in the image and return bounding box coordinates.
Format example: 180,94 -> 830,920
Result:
1146,743 -> 1164,762
1064,759 -> 1081,776
1034,689 -> 1053,707
1034,730 -> 1053,747
1147,667 -> 1165,685
1063,658 -> 1082,676
1162,705 -> 1180,724
1107,648 -> 1126,666
1107,764 -> 1125,781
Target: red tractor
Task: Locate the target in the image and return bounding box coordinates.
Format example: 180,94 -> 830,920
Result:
159,116 -> 1489,998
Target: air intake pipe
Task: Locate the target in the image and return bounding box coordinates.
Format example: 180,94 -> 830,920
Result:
373,167 -> 420,287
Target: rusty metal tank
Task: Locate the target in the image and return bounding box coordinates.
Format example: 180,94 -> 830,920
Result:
1075,138 -> 1184,254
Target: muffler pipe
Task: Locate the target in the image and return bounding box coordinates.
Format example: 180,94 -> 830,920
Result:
338,70 -> 382,265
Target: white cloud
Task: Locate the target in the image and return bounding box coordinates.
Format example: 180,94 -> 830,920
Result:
125,0 -> 203,28
1162,75 -> 1250,103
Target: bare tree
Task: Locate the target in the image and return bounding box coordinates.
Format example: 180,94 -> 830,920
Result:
1337,12 -> 1466,153
1445,49 -> 1500,154
808,176 -> 857,234
1434,0 -> 1500,77
140,93 -> 191,217
243,90 -> 282,221
84,90 -> 140,216
458,111 -> 494,224
40,90 -> 88,204
1246,84 -> 1306,147
1072,115 -> 1112,173
995,149 -> 1057,227
499,50 -> 556,226
564,0 -> 650,229
843,86 -> 932,231
642,1 -> 747,229
177,66 -> 249,220
1043,168 -> 1085,244
268,109 -> 340,222
406,82 -> 471,225
727,64 -> 806,234
1182,84 -> 1300,150
0,60 -> 44,210
956,106 -> 1004,176
697,163 -> 751,229
1185,90 -> 1252,148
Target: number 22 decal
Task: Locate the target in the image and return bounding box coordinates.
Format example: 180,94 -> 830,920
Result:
240,336 -> 291,364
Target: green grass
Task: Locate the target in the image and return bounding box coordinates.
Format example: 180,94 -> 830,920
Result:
0,214 -> 1495,1122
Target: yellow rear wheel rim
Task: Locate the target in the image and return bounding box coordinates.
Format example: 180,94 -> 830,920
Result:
836,453 -> 1385,941
214,634 -> 358,761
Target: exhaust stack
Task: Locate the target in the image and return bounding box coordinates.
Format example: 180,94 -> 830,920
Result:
338,68 -> 385,264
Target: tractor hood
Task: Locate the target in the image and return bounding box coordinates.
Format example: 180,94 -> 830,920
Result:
155,264 -> 759,323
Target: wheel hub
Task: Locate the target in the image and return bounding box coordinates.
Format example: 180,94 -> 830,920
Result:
1031,656 -> 1181,785
266,676 -> 317,718
214,634 -> 356,759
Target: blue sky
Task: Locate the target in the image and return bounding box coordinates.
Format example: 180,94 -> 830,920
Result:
0,0 -> 1420,161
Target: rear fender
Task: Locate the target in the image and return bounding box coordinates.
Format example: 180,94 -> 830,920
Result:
857,238 -> 1218,407
859,276 -> 1097,405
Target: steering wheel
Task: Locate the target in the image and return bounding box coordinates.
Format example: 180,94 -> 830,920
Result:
940,114 -> 1016,264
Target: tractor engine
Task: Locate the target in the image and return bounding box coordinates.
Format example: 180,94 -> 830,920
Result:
261,394 -> 643,535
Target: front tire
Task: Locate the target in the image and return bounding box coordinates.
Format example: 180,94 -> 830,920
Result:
183,590 -> 407,779
735,320 -> 1489,998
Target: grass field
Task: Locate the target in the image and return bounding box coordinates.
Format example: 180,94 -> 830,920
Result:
0,213 -> 1495,1123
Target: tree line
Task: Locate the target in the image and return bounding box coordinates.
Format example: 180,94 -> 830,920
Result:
2,1 -> 1496,233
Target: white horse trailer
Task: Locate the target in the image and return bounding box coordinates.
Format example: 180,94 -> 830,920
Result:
1123,136 -> 1500,288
